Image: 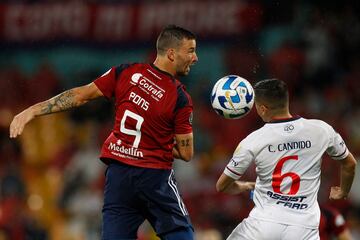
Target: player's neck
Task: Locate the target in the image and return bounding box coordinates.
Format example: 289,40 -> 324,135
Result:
153,57 -> 176,76
270,112 -> 292,121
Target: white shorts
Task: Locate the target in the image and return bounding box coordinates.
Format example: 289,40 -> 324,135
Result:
226,217 -> 319,240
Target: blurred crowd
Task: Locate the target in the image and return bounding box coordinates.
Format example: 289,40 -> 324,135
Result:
0,1 -> 359,240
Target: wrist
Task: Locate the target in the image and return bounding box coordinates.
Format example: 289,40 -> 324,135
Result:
341,190 -> 348,198
28,106 -> 37,117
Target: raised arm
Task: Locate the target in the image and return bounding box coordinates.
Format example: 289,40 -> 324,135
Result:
10,82 -> 103,138
173,132 -> 193,162
329,152 -> 357,200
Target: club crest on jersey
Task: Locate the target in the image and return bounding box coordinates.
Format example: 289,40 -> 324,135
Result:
130,73 -> 165,101
284,124 -> 294,133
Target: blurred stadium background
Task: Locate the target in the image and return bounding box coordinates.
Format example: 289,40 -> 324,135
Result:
0,0 -> 359,239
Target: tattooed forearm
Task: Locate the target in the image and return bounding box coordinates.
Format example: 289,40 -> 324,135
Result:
39,90 -> 78,115
180,139 -> 190,147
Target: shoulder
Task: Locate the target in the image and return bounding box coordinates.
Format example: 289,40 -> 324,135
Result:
240,125 -> 267,148
302,118 -> 335,135
113,63 -> 144,78
176,81 -> 191,98
174,80 -> 192,111
303,118 -> 329,127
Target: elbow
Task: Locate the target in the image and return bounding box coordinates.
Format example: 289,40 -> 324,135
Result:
181,153 -> 193,162
216,180 -> 225,193
76,92 -> 90,106
350,159 -> 357,170
179,150 -> 193,162
344,153 -> 357,170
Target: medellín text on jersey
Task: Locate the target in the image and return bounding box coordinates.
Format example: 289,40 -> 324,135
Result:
108,142 -> 144,159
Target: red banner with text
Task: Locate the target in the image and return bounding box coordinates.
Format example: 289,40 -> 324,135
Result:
0,1 -> 262,43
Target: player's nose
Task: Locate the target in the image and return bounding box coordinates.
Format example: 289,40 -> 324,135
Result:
192,53 -> 198,63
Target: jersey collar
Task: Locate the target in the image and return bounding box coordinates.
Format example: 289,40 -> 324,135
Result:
268,115 -> 301,124
150,63 -> 176,80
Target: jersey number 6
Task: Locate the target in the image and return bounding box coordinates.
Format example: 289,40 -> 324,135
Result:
272,155 -> 300,195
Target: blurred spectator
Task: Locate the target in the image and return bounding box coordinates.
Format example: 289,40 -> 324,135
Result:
320,204 -> 353,240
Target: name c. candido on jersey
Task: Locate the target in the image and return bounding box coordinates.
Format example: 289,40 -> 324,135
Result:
268,140 -> 311,153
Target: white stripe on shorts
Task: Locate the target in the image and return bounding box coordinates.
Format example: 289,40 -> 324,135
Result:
168,170 -> 188,216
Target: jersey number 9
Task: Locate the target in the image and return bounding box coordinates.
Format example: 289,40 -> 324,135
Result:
120,110 -> 144,148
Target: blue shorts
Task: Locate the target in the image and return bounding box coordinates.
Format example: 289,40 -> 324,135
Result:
102,161 -> 193,240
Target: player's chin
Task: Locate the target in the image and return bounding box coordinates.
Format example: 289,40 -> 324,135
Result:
177,69 -> 190,76
184,66 -> 191,75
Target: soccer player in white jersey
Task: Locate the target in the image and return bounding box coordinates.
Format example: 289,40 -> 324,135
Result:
216,78 -> 357,240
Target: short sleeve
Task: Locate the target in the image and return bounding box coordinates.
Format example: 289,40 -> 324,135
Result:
326,126 -> 349,160
224,140 -> 254,180
174,106 -> 193,134
93,67 -> 116,99
174,84 -> 193,134
93,64 -> 129,99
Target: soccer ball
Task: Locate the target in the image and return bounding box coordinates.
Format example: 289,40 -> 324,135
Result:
210,75 -> 254,119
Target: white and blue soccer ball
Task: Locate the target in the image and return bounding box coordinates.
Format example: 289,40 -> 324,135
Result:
211,75 -> 254,119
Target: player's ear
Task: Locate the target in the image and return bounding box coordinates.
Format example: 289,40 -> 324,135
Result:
256,103 -> 267,117
260,104 -> 269,116
167,48 -> 176,62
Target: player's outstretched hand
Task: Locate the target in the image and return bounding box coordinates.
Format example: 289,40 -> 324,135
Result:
236,181 -> 255,192
9,108 -> 35,138
329,186 -> 347,200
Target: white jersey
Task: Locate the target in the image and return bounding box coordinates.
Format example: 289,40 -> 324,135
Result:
224,117 -> 349,229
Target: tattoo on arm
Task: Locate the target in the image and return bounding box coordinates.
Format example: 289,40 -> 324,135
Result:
40,90 -> 77,114
180,139 -> 190,147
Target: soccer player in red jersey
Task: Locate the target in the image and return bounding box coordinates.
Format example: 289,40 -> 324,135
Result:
9,25 -> 198,240
319,205 -> 353,240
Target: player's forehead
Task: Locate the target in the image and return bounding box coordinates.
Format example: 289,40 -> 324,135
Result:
178,38 -> 196,50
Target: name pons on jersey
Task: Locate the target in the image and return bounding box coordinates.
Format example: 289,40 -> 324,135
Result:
131,73 -> 165,101
129,92 -> 149,111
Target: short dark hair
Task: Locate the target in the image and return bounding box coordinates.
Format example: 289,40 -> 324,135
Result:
254,78 -> 289,109
156,25 -> 196,55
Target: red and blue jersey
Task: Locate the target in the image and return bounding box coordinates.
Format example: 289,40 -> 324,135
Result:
94,63 -> 193,169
